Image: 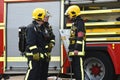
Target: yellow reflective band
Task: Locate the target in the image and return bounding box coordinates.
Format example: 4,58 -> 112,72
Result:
51,40 -> 55,43
44,53 -> 51,57
40,54 -> 44,59
44,53 -> 47,56
76,41 -> 82,44
26,53 -> 33,56
45,45 -> 49,48
82,40 -> 85,54
29,45 -> 37,50
25,60 -> 32,80
69,52 -> 85,56
80,57 -> 84,80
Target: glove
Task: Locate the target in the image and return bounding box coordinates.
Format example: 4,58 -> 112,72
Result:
33,53 -> 44,61
48,43 -> 54,51
46,43 -> 54,52
45,53 -> 51,62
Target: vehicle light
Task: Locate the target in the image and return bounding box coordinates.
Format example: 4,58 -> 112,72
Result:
112,44 -> 115,49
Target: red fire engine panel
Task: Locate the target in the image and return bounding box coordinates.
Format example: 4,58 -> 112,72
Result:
0,30 -> 4,74
0,62 -> 3,74
0,30 -> 4,57
0,0 -> 4,23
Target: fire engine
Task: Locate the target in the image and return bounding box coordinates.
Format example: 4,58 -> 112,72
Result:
61,0 -> 120,80
0,0 -> 120,80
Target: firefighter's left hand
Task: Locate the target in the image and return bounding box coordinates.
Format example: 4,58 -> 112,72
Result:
48,43 -> 54,52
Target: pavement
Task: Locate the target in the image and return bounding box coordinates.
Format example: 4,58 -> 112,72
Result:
2,75 -> 24,80
2,75 -> 120,80
1,75 -> 75,80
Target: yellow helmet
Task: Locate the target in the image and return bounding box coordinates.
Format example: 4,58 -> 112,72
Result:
65,5 -> 81,19
32,8 -> 46,21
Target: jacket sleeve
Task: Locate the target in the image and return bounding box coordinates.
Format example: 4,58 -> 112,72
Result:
26,26 -> 39,53
74,19 -> 85,51
50,27 -> 55,46
44,22 -> 55,46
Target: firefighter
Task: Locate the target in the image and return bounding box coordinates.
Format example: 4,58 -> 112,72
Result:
24,8 -> 55,80
65,5 -> 86,80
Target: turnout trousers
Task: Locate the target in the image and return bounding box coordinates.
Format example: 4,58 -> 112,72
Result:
24,59 -> 49,80
71,56 -> 84,80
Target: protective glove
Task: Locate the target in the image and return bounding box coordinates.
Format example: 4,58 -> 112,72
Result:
46,43 -> 54,52
33,53 -> 44,61
45,53 -> 51,62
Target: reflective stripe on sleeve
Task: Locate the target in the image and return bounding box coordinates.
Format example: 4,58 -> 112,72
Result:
44,53 -> 47,56
40,54 -> 44,59
45,45 -> 49,48
26,53 -> 33,56
51,40 -> 55,43
44,53 -> 51,57
29,45 -> 37,50
76,40 -> 82,44
69,51 -> 85,56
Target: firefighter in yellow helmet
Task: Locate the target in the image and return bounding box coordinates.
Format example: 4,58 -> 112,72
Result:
24,8 -> 55,80
65,5 -> 86,80
32,8 -> 46,21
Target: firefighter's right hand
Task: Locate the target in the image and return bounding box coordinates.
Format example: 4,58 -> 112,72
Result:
33,53 -> 44,61
74,50 -> 79,55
